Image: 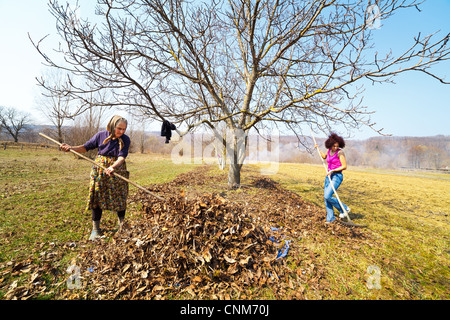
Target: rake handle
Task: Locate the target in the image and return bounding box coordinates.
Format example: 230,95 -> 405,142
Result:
311,131 -> 351,221
39,133 -> 166,202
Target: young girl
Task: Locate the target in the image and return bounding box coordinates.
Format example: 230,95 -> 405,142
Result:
315,133 -> 350,223
60,115 -> 131,240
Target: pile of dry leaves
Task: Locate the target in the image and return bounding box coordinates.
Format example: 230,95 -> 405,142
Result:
74,191 -> 296,299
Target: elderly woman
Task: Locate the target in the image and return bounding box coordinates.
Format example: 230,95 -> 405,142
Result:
315,133 -> 350,223
60,115 -> 130,240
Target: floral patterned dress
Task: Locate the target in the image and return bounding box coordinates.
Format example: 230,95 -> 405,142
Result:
86,155 -> 129,212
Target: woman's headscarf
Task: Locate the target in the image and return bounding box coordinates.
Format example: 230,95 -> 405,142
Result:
103,115 -> 128,150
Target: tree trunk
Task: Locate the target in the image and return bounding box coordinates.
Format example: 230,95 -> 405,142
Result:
226,128 -> 247,188
57,125 -> 64,143
228,163 -> 243,188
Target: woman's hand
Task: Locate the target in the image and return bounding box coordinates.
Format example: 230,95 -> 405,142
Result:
105,166 -> 115,176
60,143 -> 71,152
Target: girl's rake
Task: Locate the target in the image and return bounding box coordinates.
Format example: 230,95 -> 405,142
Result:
311,130 -> 367,228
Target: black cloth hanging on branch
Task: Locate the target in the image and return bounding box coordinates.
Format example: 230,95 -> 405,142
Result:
161,120 -> 177,144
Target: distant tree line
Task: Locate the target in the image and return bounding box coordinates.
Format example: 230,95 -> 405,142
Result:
279,135 -> 450,170
0,105 -> 170,157
2,105 -> 448,170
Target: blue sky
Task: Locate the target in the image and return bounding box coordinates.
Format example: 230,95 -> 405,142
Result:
355,0 -> 450,139
0,0 -> 449,139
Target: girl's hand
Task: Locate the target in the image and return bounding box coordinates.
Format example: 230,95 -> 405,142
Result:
327,170 -> 333,177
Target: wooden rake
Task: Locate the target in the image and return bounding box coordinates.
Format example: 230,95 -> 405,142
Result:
310,130 -> 367,228
39,133 -> 166,203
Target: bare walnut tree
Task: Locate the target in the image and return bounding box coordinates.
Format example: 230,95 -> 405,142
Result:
30,0 -> 449,187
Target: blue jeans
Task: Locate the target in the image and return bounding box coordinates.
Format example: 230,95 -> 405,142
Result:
324,172 -> 349,222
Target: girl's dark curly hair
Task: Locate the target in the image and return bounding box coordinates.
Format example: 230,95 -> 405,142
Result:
325,133 -> 345,149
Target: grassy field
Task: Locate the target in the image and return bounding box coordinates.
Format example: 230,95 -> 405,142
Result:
0,148 -> 449,299
0,150 -> 198,266
261,163 -> 450,299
